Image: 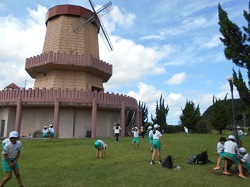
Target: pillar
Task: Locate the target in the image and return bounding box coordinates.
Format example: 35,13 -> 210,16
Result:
15,97 -> 22,135
121,102 -> 125,137
91,99 -> 97,138
54,97 -> 60,138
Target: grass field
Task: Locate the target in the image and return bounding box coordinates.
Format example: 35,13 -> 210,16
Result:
0,132 -> 249,187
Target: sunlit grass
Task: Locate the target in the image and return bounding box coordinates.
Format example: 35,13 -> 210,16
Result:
0,133 -> 249,186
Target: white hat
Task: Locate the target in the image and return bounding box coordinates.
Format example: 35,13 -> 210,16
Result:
44,126 -> 47,128
49,124 -> 53,127
134,127 -> 137,129
154,124 -> 160,128
148,126 -> 152,130
228,135 -> 235,140
239,147 -> 246,154
237,126 -> 241,129
9,131 -> 18,138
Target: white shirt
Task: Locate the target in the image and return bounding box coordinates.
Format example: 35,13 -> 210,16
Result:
97,140 -> 107,149
217,142 -> 224,154
241,153 -> 250,164
49,127 -> 54,133
132,130 -> 139,138
149,130 -> 153,139
113,126 -> 121,134
42,129 -> 48,134
2,138 -> 10,148
3,141 -> 23,159
238,130 -> 243,136
224,140 -> 238,155
152,130 -> 162,140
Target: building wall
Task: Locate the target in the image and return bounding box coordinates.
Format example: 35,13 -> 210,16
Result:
42,15 -> 99,59
20,107 -> 54,137
34,70 -> 104,91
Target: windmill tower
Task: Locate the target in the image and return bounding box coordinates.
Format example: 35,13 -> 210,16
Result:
26,1 -> 113,92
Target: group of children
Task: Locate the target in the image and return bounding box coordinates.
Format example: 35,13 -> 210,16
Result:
42,124 -> 55,141
213,134 -> 250,179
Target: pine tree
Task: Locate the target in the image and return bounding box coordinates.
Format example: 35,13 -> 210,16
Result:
211,95 -> 229,134
218,3 -> 250,126
139,101 -> 148,126
151,94 -> 169,126
180,100 -> 201,131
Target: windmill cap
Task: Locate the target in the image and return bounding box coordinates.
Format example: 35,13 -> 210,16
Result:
154,124 -> 160,128
239,147 -> 246,154
228,135 -> 235,140
9,131 -> 18,138
148,126 -> 152,130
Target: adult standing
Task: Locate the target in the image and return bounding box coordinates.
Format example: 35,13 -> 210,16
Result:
113,123 -> 121,142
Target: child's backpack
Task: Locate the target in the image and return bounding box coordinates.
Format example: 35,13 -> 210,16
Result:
195,150 -> 208,164
162,155 -> 174,169
187,150 -> 209,164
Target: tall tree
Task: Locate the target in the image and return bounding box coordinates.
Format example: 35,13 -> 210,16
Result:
211,95 -> 229,134
180,100 -> 201,131
218,3 -> 250,126
139,101 -> 148,126
151,94 -> 169,126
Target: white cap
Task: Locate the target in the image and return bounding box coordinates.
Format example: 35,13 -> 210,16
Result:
239,147 -> 246,154
9,131 -> 18,138
148,126 -> 152,130
154,124 -> 160,128
237,126 -> 241,129
228,135 -> 235,140
44,126 -> 47,128
134,127 -> 137,129
49,124 -> 53,127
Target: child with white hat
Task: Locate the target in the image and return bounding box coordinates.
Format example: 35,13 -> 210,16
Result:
0,131 -> 24,187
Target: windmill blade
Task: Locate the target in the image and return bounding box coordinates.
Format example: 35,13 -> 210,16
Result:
72,11 -> 95,33
98,19 -> 114,51
96,1 -> 113,18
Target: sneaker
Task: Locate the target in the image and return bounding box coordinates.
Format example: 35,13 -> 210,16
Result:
223,171 -> 231,176
239,174 -> 247,179
213,166 -> 221,170
150,161 -> 155,165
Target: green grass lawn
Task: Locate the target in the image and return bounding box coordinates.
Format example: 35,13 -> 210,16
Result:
0,133 -> 249,187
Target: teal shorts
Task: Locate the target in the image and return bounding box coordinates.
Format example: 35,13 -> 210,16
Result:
133,137 -> 139,144
94,141 -> 102,149
238,135 -> 243,141
2,158 -> 19,172
43,133 -> 48,138
243,163 -> 250,170
221,152 -> 240,164
50,132 -> 55,137
149,137 -> 153,144
152,139 -> 161,150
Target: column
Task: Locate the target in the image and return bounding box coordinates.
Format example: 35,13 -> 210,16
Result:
120,102 -> 125,137
54,97 -> 60,138
91,99 -> 97,138
15,97 -> 22,134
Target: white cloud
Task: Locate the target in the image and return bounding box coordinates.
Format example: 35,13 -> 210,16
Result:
0,5 -> 47,89
166,72 -> 186,85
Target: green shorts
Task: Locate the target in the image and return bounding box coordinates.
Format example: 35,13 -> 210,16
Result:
152,139 -> 161,150
149,137 -> 153,144
2,158 -> 19,172
94,141 -> 102,149
132,137 -> 139,144
50,132 -> 55,137
221,152 -> 240,164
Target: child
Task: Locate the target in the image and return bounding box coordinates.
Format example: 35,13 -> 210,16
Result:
151,124 -> 166,165
113,123 -> 121,142
42,126 -> 48,141
49,124 -> 55,140
0,131 -> 24,187
131,127 -> 140,149
237,126 -> 244,147
94,140 -> 107,159
221,135 -> 246,179
238,147 -> 250,172
184,126 -> 189,136
148,126 -> 153,152
213,137 -> 227,170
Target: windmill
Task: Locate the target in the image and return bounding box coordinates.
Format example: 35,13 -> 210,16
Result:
72,0 -> 114,51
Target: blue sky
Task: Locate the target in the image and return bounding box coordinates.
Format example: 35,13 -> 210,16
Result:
0,0 -> 248,125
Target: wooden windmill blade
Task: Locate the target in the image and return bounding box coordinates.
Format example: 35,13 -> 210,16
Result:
89,0 -> 114,51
